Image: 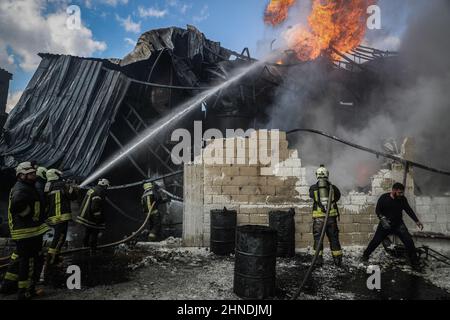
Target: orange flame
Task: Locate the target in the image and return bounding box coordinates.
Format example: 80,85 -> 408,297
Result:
270,0 -> 377,61
264,0 -> 297,27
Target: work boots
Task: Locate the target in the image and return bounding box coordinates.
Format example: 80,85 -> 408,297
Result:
333,256 -> 343,267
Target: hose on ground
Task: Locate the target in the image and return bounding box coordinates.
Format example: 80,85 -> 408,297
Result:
0,203 -> 154,268
60,202 -> 154,255
291,187 -> 333,300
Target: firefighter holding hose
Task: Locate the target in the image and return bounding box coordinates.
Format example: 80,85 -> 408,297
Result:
142,182 -> 166,241
76,179 -> 110,251
41,169 -> 78,280
309,165 -> 343,267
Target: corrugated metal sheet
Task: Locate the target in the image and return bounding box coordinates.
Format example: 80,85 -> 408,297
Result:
0,54 -> 130,178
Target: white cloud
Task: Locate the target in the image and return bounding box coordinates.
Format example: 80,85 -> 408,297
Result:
116,15 -> 141,33
166,0 -> 191,15
6,91 -> 23,113
124,37 -> 136,46
101,0 -> 129,6
180,4 -> 192,14
193,5 -> 209,23
138,6 -> 168,18
0,0 -> 107,73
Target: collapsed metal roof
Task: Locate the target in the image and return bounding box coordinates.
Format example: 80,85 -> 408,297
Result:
0,26 -> 247,180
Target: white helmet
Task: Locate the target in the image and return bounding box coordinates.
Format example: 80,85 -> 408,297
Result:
46,169 -> 63,182
16,162 -> 36,177
316,165 -> 329,179
36,167 -> 47,180
98,179 -> 110,188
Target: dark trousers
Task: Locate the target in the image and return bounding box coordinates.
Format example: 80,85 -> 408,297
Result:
313,217 -> 343,257
364,222 -> 419,264
149,211 -> 162,238
83,227 -> 100,249
48,222 -> 68,264
1,251 -> 20,291
16,236 -> 44,292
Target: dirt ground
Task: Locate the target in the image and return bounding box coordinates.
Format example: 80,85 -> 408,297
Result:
1,240 -> 450,300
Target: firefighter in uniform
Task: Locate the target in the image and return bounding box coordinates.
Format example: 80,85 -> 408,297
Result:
41,169 -> 78,279
142,182 -> 165,241
76,179 -> 109,250
309,165 -> 343,267
5,162 -> 49,299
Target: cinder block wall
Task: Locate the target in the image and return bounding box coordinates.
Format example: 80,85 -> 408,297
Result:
183,130 -> 450,250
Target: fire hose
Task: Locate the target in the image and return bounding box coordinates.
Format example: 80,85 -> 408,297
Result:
291,187 -> 333,300
0,203 -> 154,269
287,129 -> 450,177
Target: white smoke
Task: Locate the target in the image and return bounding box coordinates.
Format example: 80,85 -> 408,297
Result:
265,0 -> 450,194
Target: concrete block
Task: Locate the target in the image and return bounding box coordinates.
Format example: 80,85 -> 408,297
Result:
350,195 -> 368,205
275,185 -> 295,196
204,195 -> 213,204
260,167 -> 274,176
266,195 -> 298,204
435,197 -> 450,205
274,167 -> 293,177
221,186 -> 240,195
249,214 -> 269,225
237,214 -> 250,224
230,176 -> 260,186
204,186 -> 222,195
436,213 -> 448,224
298,223 -> 312,233
422,214 -> 437,223
339,215 -> 353,224
212,195 -> 231,204
211,176 -> 233,186
239,186 -> 259,195
221,166 -> 240,176
416,196 -> 431,205
239,166 -> 258,176
266,177 -> 286,186
239,206 -> 260,215
283,177 -> 298,187
230,195 -> 249,204
359,223 -> 375,233
248,195 -> 269,203
295,186 -> 310,196
343,205 -> 360,214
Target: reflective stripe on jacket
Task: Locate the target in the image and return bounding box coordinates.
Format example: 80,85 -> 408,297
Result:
8,180 -> 49,240
76,186 -> 106,230
45,181 -> 76,225
309,183 -> 341,218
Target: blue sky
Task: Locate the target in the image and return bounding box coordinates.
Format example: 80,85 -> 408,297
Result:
1,0 -> 272,103
0,0 -> 414,111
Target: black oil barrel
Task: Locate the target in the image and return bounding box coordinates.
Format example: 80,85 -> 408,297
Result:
210,208 -> 237,255
234,225 -> 277,299
269,209 -> 296,257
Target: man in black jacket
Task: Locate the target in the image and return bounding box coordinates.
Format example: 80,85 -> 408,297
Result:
362,183 -> 424,269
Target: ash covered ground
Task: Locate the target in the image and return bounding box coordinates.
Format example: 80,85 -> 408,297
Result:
2,240 -> 449,300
